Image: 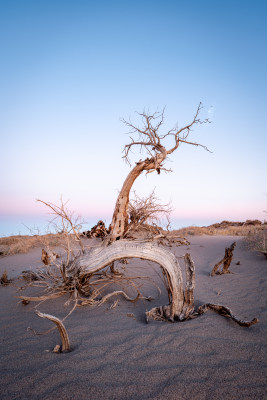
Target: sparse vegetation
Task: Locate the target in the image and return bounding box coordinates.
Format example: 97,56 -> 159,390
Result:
0,233 -> 66,256
243,227 -> 267,257
0,270 -> 11,285
1,221 -> 265,256
173,221 -> 266,237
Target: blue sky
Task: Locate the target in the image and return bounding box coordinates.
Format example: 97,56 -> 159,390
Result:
0,0 -> 266,236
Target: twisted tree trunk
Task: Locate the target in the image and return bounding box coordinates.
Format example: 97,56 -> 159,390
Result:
109,151 -> 167,242
76,240 -> 189,321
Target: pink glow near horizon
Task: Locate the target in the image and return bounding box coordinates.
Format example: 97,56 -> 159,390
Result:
1,200 -> 265,223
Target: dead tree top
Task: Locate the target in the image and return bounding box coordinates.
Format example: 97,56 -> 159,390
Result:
122,102 -> 211,171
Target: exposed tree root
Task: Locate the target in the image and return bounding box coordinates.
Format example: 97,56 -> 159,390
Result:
35,310 -> 71,352
196,303 -> 259,327
146,303 -> 259,327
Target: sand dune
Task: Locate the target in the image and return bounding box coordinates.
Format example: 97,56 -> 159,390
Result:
0,236 -> 266,400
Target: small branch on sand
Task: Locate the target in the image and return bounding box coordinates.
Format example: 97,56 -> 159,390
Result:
35,310 -> 71,353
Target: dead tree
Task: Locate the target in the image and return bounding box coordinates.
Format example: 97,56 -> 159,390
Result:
22,105 -> 259,353
211,242 -> 236,276
107,103 -> 210,243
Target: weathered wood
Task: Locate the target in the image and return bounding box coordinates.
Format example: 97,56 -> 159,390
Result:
181,253 -> 196,319
76,240 -> 185,321
196,303 -> 259,327
82,220 -> 110,239
35,310 -> 71,352
211,242 -> 236,276
75,242 -> 258,327
108,154 -> 167,242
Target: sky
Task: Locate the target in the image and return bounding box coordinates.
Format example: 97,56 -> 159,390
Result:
0,0 -> 266,236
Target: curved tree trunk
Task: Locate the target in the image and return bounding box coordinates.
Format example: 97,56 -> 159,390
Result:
75,240 -> 188,321
109,151 -> 167,242
109,163 -> 145,242
74,241 -> 258,326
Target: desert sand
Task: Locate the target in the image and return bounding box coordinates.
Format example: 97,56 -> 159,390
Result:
0,235 -> 266,400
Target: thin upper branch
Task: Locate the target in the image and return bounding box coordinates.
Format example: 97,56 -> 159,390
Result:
122,103 -> 211,168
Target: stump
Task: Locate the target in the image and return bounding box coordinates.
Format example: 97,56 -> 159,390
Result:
211,242 -> 236,276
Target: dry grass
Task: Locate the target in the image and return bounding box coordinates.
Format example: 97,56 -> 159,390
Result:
0,270 -> 11,285
0,233 -> 66,256
172,223 -> 267,256
172,224 -> 266,237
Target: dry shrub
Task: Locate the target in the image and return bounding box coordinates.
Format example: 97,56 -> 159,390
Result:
1,270 -> 11,285
125,190 -> 172,237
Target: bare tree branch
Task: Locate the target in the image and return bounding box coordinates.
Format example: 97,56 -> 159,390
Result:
36,198 -> 85,254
